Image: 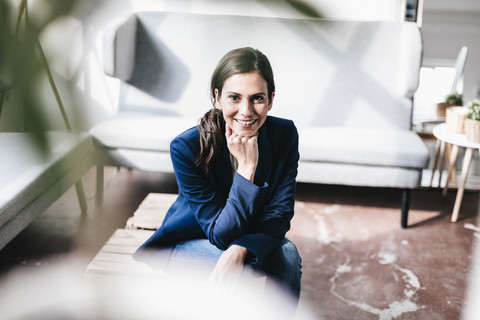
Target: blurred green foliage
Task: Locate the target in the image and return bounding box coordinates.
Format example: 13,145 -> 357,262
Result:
467,100 -> 480,121
256,0 -> 322,18
282,0 -> 323,18
0,0 -> 76,152
445,92 -> 463,106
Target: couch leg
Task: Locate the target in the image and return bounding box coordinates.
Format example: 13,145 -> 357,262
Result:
96,164 -> 104,206
401,189 -> 410,228
75,180 -> 87,214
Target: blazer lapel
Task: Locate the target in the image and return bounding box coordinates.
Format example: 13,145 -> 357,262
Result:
255,122 -> 272,185
210,140 -> 234,199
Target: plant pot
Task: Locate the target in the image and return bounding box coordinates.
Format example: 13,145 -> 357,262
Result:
465,118 -> 480,143
446,107 -> 467,134
435,102 -> 455,118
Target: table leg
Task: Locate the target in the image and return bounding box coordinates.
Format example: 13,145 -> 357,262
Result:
451,147 -> 474,222
437,141 -> 446,187
445,143 -> 457,184
429,139 -> 441,187
442,144 -> 459,196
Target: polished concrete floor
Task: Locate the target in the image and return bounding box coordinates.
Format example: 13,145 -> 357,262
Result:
0,167 -> 479,319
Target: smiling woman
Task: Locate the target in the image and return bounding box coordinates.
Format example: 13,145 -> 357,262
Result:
215,71 -> 273,182
196,47 -> 276,171
133,47 -> 302,308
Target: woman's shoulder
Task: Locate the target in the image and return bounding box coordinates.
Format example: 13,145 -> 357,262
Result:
265,115 -> 295,125
170,125 -> 200,153
175,125 -> 200,141
264,116 -> 297,134
263,116 -> 298,150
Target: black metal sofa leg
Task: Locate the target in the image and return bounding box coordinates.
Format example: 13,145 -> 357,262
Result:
401,189 -> 410,228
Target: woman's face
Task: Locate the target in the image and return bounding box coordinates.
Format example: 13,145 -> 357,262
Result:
215,71 -> 274,137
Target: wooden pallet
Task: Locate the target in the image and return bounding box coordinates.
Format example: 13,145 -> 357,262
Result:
125,193 -> 177,230
85,193 -> 177,279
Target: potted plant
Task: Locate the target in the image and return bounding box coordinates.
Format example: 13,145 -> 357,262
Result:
436,92 -> 463,118
440,93 -> 465,133
446,92 -> 464,106
465,100 -> 480,143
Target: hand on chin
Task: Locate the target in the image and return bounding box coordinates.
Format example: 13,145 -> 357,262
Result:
231,123 -> 258,138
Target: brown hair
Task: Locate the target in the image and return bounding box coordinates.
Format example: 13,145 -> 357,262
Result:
196,47 -> 275,170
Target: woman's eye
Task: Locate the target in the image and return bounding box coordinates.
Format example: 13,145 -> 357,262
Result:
252,96 -> 264,102
228,95 -> 240,102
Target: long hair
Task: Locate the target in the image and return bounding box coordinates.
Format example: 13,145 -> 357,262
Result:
195,47 -> 275,170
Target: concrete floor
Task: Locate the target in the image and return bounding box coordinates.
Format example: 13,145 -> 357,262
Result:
0,167 -> 479,319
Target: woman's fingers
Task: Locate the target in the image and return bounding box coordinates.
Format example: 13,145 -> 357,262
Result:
227,135 -> 258,160
225,129 -> 259,181
225,124 -> 233,139
207,245 -> 246,294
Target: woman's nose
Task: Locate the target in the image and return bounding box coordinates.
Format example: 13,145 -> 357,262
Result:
239,100 -> 253,116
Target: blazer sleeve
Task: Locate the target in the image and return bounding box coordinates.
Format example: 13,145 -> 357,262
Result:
232,122 -> 299,263
170,137 -> 269,251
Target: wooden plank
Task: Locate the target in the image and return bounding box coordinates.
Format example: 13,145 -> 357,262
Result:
125,214 -> 162,231
90,252 -> 139,264
85,228 -> 165,279
102,228 -> 152,243
86,193 -> 177,279
85,260 -> 166,279
100,244 -> 138,255
126,193 -> 177,230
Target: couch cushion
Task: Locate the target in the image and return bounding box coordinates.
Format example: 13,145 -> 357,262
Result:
0,131 -> 91,227
298,127 -> 429,169
89,114 -> 198,152
297,161 -> 423,188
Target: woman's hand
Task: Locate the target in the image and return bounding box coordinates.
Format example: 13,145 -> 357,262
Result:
225,125 -> 258,182
208,244 -> 247,292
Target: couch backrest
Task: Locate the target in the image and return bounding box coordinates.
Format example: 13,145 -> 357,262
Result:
103,12 -> 422,130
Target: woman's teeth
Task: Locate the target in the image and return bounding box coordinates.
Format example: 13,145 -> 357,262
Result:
236,119 -> 256,125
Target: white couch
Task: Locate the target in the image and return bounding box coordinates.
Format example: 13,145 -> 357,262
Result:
0,131 -> 92,250
90,12 -> 429,227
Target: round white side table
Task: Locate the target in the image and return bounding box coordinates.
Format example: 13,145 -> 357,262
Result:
432,123 -> 480,222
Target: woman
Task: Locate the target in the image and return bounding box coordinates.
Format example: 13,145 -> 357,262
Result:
134,47 -> 302,302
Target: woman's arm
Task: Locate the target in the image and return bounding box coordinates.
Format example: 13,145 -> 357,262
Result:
232,122 -> 299,262
170,137 -> 268,250
171,119 -> 298,263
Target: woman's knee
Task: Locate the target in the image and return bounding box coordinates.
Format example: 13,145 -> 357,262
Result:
280,239 -> 302,270
264,238 -> 302,276
262,238 -> 302,301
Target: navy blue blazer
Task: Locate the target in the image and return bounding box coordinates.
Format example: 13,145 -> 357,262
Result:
135,116 -> 299,263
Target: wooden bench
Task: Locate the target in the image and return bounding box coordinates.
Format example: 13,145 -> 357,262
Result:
86,193 -> 267,289
85,193 -> 177,279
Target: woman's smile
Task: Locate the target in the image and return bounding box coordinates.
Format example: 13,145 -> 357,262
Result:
235,119 -> 257,126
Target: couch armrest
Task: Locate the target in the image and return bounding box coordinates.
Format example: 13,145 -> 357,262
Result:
103,14 -> 138,80
398,22 -> 423,100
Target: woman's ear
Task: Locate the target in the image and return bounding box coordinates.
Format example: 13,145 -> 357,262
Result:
268,92 -> 275,111
214,88 -> 222,109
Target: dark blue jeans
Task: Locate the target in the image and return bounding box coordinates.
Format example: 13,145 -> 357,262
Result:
136,238 -> 302,303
